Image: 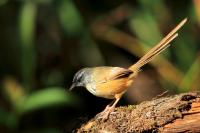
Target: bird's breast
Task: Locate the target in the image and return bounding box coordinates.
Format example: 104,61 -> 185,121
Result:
88,78 -> 131,99
85,83 -> 97,97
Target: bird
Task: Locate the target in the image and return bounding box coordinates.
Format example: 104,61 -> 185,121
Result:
69,18 -> 187,120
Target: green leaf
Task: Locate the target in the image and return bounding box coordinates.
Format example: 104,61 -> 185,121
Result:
79,31 -> 105,66
58,0 -> 84,36
0,0 -> 7,6
18,87 -> 77,114
129,11 -> 162,46
173,34 -> 196,72
179,56 -> 200,92
19,1 -> 37,89
0,108 -> 18,129
129,10 -> 170,58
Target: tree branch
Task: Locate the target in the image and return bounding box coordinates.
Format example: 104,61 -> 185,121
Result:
76,93 -> 200,133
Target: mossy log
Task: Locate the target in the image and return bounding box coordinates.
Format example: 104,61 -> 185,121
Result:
76,93 -> 200,133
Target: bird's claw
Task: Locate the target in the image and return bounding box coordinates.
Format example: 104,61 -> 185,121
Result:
96,105 -> 114,121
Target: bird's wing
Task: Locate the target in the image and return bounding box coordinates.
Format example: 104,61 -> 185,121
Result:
92,67 -> 132,84
108,68 -> 133,80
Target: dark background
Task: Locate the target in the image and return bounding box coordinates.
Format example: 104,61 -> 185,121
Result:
0,0 -> 200,133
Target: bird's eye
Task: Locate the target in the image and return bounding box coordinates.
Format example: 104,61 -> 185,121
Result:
73,74 -> 82,83
73,68 -> 85,83
76,77 -> 81,82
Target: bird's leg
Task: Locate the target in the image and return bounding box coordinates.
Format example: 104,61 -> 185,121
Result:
97,94 -> 122,120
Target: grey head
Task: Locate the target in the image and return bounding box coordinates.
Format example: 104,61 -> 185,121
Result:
69,68 -> 92,91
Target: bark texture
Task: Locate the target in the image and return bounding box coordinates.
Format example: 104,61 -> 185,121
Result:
76,93 -> 200,133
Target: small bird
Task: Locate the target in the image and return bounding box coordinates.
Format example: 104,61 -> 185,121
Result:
69,18 -> 187,119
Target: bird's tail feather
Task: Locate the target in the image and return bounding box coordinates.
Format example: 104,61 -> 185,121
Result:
129,18 -> 187,71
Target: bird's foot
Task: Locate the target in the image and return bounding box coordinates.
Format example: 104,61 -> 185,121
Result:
96,105 -> 114,121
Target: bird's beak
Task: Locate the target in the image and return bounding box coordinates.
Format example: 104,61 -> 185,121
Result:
69,83 -> 75,91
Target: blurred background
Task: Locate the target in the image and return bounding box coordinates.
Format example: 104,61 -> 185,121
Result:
0,0 -> 200,132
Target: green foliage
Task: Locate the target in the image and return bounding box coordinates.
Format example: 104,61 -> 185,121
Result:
78,31 -> 105,66
180,56 -> 200,92
0,0 -> 200,132
19,1 -> 37,89
58,0 -> 84,36
129,11 -> 162,47
0,0 -> 7,6
17,87 -> 76,114
0,108 -> 18,129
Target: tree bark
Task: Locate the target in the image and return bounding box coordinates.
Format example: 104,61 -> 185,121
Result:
76,93 -> 200,133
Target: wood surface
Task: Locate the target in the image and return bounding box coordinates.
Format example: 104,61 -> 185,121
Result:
75,93 -> 200,133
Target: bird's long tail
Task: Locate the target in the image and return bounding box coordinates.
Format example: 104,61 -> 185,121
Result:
129,18 -> 187,72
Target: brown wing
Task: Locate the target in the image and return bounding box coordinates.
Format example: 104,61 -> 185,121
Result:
91,67 -> 133,83
108,68 -> 133,80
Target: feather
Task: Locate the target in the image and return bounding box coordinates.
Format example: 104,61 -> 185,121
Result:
129,18 -> 187,71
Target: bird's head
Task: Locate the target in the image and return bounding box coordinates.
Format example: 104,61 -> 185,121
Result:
69,68 -> 91,91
